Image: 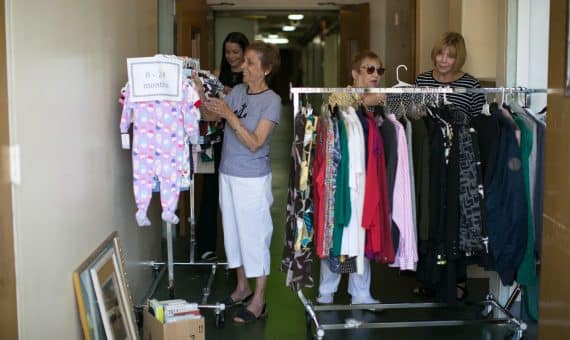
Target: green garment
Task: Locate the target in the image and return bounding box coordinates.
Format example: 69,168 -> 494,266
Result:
332,119 -> 351,256
514,115 -> 539,321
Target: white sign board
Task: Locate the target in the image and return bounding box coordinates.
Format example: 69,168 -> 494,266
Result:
127,56 -> 183,102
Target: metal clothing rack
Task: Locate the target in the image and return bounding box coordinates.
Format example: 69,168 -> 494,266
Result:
139,179 -> 228,327
290,86 -> 547,340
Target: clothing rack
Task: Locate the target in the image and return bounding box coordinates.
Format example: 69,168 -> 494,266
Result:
138,178 -> 228,328
290,86 -> 547,340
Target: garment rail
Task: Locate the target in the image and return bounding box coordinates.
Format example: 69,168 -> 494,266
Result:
137,179 -> 228,328
289,86 -> 547,340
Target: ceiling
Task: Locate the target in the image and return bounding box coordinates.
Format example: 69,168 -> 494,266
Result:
214,10 -> 339,46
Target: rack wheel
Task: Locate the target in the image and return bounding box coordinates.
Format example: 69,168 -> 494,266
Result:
504,328 -> 525,340
168,286 -> 175,299
215,311 -> 225,328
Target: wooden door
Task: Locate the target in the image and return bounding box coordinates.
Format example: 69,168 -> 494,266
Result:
175,0 -> 212,69
174,0 -> 212,235
538,0 -> 570,337
0,0 -> 18,338
339,3 -> 370,86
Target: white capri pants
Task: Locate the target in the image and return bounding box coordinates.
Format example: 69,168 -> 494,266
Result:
219,173 -> 274,278
319,258 -> 372,298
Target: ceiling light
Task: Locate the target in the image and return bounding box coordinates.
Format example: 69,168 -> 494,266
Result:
282,25 -> 296,32
263,37 -> 289,45
268,34 -> 279,39
288,14 -> 304,21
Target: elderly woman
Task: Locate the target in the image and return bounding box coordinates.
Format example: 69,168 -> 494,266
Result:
316,50 -> 386,306
413,31 -> 485,301
195,41 -> 281,323
197,32 -> 249,263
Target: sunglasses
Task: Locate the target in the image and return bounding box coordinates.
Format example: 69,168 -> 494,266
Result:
361,64 -> 385,76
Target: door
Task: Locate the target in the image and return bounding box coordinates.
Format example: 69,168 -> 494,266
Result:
0,0 -> 18,338
538,0 -> 570,337
339,3 -> 370,86
175,0 -> 212,69
385,0 -> 416,86
174,0 -> 212,235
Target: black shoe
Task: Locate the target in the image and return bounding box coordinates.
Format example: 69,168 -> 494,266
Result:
221,293 -> 254,307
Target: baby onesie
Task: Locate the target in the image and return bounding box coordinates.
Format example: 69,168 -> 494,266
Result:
120,80 -> 201,226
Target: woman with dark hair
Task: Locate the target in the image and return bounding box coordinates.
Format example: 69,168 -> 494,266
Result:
197,32 -> 249,262
217,31 -> 250,94
195,41 -> 282,324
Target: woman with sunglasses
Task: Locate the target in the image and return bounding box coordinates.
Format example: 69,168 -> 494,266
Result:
412,32 -> 485,302
316,50 -> 385,305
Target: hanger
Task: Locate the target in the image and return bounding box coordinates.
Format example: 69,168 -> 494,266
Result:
394,65 -> 412,87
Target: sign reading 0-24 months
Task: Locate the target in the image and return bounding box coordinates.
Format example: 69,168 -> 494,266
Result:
127,56 -> 183,102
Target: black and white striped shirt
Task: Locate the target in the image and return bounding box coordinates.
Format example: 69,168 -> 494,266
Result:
415,70 -> 486,116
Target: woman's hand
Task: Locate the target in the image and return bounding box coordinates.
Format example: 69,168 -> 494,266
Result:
204,98 -> 232,120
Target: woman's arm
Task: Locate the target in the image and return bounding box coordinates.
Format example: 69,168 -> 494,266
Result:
204,98 -> 275,152
191,72 -> 221,122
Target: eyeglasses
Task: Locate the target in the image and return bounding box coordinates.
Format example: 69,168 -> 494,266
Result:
361,65 -> 385,76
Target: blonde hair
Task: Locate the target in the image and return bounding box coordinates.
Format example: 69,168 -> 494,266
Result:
431,32 -> 467,72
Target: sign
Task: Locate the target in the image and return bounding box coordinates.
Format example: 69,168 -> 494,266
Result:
127,56 -> 183,102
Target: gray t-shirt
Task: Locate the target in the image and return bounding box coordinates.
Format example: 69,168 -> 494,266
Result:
220,83 -> 281,177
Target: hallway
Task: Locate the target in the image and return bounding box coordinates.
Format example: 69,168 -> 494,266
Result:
150,105 -> 532,339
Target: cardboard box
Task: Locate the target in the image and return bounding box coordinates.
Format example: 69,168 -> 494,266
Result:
143,307 -> 205,340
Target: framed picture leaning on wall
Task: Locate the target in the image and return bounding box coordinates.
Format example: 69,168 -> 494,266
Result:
73,232 -> 138,340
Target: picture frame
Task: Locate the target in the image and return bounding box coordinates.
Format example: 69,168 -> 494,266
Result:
567,0 -> 570,96
72,232 -> 138,340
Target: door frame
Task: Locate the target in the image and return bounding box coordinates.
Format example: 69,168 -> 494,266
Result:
0,0 -> 18,338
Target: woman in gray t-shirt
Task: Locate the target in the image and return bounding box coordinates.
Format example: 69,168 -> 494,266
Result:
197,41 -> 281,324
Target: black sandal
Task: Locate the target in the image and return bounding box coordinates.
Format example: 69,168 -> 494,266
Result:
221,292 -> 254,307
233,304 -> 267,324
411,286 -> 436,298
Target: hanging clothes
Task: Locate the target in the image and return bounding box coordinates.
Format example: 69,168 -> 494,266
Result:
483,103 -> 528,286
362,110 -> 394,264
281,113 -> 314,291
331,115 -> 351,256
454,110 -> 486,255
513,114 -> 538,321
119,81 -> 201,226
387,113 -> 417,271
378,114 -> 400,251
339,107 -> 366,274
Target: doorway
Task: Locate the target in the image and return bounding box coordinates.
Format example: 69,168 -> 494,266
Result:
0,0 -> 18,338
213,9 -> 341,102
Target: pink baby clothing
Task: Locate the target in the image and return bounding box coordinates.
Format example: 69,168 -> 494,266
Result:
120,80 -> 201,226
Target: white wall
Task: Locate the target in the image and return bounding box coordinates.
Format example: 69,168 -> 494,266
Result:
5,0 -> 161,338
514,0 -> 550,111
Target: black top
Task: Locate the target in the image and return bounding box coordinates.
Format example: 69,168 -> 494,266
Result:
219,70 -> 244,88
